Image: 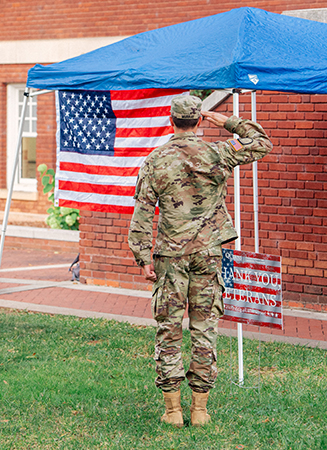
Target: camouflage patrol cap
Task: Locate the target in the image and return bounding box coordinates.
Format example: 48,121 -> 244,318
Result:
171,95 -> 202,119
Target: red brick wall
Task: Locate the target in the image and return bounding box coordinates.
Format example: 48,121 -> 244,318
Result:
0,65 -> 56,215
79,92 -> 327,311
79,210 -> 155,292
200,92 -> 327,312
1,1 -> 327,40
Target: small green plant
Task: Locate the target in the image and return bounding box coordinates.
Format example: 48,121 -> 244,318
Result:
37,163 -> 79,230
190,89 -> 215,100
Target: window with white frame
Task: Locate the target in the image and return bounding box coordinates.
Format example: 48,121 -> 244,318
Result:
7,85 -> 37,192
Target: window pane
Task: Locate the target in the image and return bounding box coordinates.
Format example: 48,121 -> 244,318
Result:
18,89 -> 25,103
32,119 -> 37,133
23,120 -> 30,133
21,137 -> 36,179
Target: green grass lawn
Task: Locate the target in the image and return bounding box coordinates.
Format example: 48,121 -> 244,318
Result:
0,310 -> 326,450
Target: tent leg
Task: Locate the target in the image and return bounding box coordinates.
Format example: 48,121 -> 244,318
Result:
251,91 -> 259,253
233,91 -> 244,386
0,87 -> 30,267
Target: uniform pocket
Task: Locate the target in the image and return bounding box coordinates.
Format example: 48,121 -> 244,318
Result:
217,273 -> 225,293
151,272 -> 168,320
211,273 -> 225,318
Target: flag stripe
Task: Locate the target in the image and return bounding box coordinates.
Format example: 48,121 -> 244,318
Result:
59,198 -> 135,215
114,134 -> 173,148
59,190 -> 136,206
116,116 -> 170,128
112,95 -> 177,110
59,162 -> 140,177
113,147 -> 156,157
58,180 -> 135,197
58,171 -> 137,187
234,250 -> 281,263
110,88 -> 186,101
58,152 -> 145,167
113,105 -> 172,118
115,126 -> 172,138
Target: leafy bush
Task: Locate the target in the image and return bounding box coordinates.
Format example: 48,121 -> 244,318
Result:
37,164 -> 80,230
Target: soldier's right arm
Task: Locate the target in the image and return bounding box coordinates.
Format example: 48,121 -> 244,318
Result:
222,116 -> 273,167
128,161 -> 157,267
202,112 -> 272,167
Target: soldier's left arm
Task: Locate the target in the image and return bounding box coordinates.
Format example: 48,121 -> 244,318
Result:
128,160 -> 157,267
223,116 -> 273,167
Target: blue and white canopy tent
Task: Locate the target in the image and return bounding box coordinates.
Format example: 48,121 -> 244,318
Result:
26,6 -> 327,93
2,7 -> 327,383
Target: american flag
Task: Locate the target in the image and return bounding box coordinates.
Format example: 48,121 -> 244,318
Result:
55,88 -> 187,213
221,249 -> 282,329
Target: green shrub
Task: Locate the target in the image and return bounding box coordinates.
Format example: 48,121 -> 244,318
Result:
37,164 -> 80,230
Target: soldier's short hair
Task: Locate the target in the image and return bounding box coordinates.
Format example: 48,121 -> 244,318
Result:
171,116 -> 200,130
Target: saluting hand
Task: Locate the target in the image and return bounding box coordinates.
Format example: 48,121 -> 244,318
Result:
201,111 -> 229,128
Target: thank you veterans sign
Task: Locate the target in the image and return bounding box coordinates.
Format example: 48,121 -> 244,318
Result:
221,249 -> 282,329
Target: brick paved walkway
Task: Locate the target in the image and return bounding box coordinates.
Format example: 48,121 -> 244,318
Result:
0,247 -> 326,349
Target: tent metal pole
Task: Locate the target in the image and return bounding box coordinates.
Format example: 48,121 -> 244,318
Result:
0,87 -> 30,267
251,91 -> 259,253
233,91 -> 244,386
29,89 -> 53,98
233,92 -> 241,246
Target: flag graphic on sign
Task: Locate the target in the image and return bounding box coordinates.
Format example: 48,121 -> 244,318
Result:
221,249 -> 282,329
55,88 -> 187,214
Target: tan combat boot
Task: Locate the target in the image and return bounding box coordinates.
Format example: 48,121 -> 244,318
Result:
161,390 -> 184,427
190,391 -> 211,426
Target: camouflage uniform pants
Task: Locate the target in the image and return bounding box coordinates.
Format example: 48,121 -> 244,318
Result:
152,249 -> 225,393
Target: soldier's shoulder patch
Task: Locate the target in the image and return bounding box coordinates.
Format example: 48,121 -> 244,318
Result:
227,138 -> 243,152
238,138 -> 253,146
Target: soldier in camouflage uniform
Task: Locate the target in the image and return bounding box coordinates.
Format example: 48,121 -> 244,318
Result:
128,95 -> 273,426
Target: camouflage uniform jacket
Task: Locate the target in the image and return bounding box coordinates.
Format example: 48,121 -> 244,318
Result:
128,116 -> 273,266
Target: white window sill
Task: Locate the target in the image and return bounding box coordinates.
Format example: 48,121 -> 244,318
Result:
0,189 -> 38,201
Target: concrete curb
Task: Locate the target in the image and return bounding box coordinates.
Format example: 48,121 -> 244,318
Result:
5,225 -> 79,242
0,299 -> 325,349
0,277 -> 153,298
0,299 -> 158,327
0,276 -> 326,320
